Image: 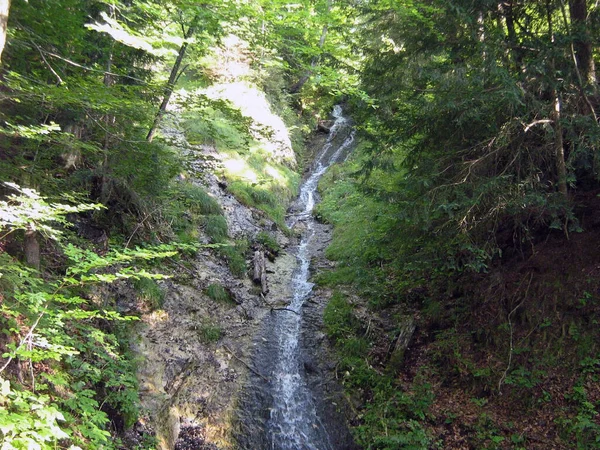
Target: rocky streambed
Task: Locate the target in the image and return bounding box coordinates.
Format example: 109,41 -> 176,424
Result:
233,106 -> 358,450
124,106 -> 357,449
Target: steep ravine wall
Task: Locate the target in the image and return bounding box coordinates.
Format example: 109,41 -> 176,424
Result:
123,103 -> 348,449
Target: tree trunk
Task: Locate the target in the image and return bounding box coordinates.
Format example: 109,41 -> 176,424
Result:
569,0 -> 596,87
146,18 -> 197,142
499,1 -> 522,67
552,93 -> 568,197
289,0 -> 330,94
103,5 -> 115,151
0,0 -> 10,64
24,228 -> 40,270
547,1 -> 568,197
477,9 -> 486,63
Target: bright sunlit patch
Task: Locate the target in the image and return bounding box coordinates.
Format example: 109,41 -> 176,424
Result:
143,310 -> 169,325
204,81 -> 295,166
265,165 -> 285,183
222,156 -> 259,183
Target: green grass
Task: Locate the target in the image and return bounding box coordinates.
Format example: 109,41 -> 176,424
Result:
175,182 -> 222,215
226,176 -> 293,228
163,181 -> 223,245
203,214 -> 229,243
161,180 -> 252,278
197,320 -> 222,344
218,239 -> 248,277
204,283 -> 234,304
323,291 -> 359,344
180,83 -> 303,230
183,107 -> 250,151
322,293 -> 434,449
133,278 -> 165,309
256,231 -> 280,254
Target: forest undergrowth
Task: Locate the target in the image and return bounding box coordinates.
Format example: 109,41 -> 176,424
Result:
316,144 -> 600,449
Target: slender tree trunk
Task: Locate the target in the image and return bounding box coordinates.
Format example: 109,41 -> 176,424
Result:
146,18 -> 197,142
477,9 -> 486,62
103,5 -> 115,151
103,47 -> 115,151
557,0 -> 598,120
500,1 -> 522,67
569,0 -> 596,87
547,1 -> 568,197
24,228 -> 40,270
0,0 -> 10,64
289,0 -> 331,94
552,93 -> 568,196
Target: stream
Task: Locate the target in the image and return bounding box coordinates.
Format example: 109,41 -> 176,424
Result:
235,106 -> 356,449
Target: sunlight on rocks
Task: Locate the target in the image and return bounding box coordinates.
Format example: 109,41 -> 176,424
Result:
143,309 -> 169,325
196,34 -> 296,167
222,155 -> 259,183
205,81 -> 296,166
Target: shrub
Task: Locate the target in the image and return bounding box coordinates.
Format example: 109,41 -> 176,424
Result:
0,184 -> 177,449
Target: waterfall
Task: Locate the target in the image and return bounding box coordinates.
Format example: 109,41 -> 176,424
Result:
266,106 -> 355,450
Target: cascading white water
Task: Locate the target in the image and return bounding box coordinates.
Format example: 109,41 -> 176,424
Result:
267,105 -> 355,450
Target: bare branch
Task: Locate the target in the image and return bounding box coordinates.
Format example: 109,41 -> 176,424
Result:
29,40 -> 63,85
43,49 -> 149,84
523,119 -> 552,133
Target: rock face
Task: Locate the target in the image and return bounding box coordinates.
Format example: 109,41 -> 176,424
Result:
317,119 -> 335,134
130,266 -> 263,449
125,110 -> 297,449
128,242 -> 304,449
252,250 -> 268,295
